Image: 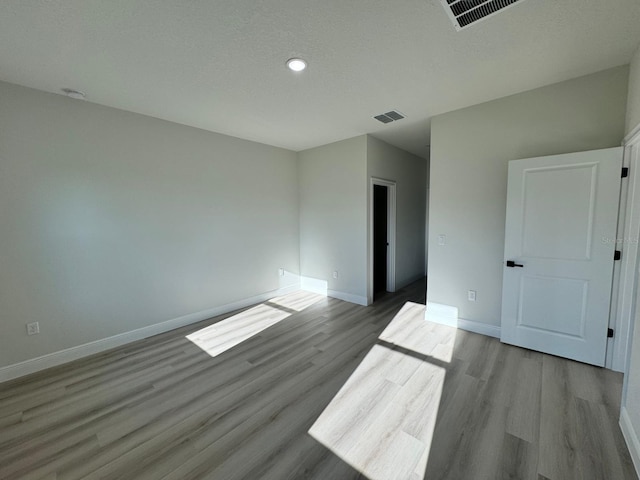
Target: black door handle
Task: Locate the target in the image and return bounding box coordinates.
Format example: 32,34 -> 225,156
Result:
506,260 -> 524,268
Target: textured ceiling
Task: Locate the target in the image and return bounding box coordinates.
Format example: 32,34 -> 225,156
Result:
1,1 -> 639,159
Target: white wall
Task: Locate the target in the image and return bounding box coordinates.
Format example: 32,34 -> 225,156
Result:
0,81 -> 300,369
428,65 -> 629,327
621,42 -> 640,475
366,136 -> 427,297
298,136 -> 368,304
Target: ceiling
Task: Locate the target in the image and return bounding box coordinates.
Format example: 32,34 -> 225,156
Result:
1,1 -> 639,159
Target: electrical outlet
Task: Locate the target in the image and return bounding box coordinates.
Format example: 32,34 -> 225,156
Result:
468,290 -> 476,302
438,234 -> 446,246
27,322 -> 40,336
278,268 -> 285,276
333,271 -> 339,279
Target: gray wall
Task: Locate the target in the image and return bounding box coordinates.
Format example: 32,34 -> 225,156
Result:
366,136 -> 427,297
425,153 -> 430,274
427,65 -> 629,326
627,45 -> 640,136
298,135 -> 427,305
0,81 -> 300,368
298,136 -> 368,302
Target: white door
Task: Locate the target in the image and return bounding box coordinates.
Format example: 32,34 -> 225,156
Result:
500,147 -> 623,366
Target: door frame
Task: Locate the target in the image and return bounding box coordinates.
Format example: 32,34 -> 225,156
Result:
611,127 -> 640,372
368,177 -> 396,304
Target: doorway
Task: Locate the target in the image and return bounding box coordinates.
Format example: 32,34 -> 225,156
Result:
373,185 -> 388,300
369,178 -> 396,303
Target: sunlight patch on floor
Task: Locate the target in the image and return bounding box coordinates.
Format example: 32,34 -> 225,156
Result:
309,301 -> 457,480
380,301 -> 456,363
268,290 -> 326,312
186,290 -> 324,358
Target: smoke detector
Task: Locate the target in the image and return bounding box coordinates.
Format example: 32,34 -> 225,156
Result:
61,88 -> 86,100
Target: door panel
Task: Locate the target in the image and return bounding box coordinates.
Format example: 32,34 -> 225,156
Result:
521,163 -> 596,260
501,147 -> 622,366
518,275 -> 588,337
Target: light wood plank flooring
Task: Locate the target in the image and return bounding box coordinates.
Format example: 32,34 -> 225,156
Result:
0,279 -> 636,479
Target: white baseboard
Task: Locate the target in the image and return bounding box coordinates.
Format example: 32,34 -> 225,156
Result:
621,406 -> 640,477
425,302 -> 501,338
455,317 -> 501,338
0,283 -> 300,384
327,289 -> 368,306
300,276 -> 328,295
299,276 -> 367,306
425,302 -> 458,325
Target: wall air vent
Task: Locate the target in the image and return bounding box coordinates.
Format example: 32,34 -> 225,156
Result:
440,0 -> 525,30
374,111 -> 405,124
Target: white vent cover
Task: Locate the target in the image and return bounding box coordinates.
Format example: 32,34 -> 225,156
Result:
374,110 -> 406,124
440,0 -> 525,30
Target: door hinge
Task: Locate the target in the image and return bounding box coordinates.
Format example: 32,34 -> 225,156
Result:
608,328 -> 614,338
622,167 -> 629,178
615,250 -> 622,261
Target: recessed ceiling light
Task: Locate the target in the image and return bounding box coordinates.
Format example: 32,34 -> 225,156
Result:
61,88 -> 86,100
286,58 -> 307,72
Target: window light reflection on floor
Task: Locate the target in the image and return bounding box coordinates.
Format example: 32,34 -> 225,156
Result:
309,301 -> 456,480
186,290 -> 325,358
269,289 -> 327,312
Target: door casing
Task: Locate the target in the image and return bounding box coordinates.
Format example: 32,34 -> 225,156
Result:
614,127 -> 640,375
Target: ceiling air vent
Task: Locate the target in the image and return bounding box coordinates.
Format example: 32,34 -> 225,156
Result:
440,0 -> 525,30
374,110 -> 405,124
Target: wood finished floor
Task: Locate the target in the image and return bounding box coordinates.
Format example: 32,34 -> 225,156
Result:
0,279 -> 636,480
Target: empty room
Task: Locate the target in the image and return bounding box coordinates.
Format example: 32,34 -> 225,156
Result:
2,1 -> 640,479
